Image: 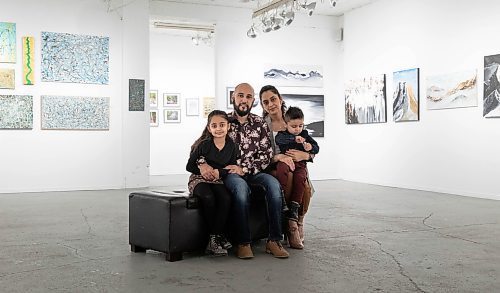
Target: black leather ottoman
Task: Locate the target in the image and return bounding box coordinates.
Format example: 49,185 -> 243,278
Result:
129,187 -> 270,262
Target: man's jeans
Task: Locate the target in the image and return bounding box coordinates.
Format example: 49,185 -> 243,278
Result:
224,172 -> 283,244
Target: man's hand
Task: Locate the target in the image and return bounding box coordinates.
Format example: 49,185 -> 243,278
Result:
199,163 -> 217,181
224,165 -> 245,176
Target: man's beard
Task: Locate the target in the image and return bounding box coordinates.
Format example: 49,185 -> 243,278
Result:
234,102 -> 252,117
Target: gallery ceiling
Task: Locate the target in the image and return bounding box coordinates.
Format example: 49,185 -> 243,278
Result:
150,0 -> 379,16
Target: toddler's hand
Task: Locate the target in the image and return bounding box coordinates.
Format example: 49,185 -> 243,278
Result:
295,136 -> 305,143
304,142 -> 312,151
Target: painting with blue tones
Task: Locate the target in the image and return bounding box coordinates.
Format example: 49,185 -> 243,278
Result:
41,32 -> 109,84
392,68 -> 419,122
0,22 -> 16,63
0,95 -> 33,129
41,96 -> 110,130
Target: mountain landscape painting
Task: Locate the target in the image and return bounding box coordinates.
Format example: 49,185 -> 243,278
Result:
264,64 -> 323,87
345,74 -> 387,124
483,54 -> 500,118
281,93 -> 324,137
426,69 -> 477,110
393,68 -> 419,122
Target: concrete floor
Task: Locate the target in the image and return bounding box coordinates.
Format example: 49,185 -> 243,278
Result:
0,180 -> 499,293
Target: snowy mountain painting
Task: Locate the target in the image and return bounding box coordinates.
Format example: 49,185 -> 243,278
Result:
264,64 -> 323,87
483,54 -> 500,118
393,68 -> 419,122
426,69 -> 477,110
345,74 -> 387,124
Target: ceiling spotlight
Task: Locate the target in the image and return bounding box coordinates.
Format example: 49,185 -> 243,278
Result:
281,9 -> 295,26
271,16 -> 284,30
301,1 -> 317,16
191,36 -> 199,46
330,0 -> 337,7
247,26 -> 257,38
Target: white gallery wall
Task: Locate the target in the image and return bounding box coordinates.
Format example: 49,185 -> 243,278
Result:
149,1 -> 342,185
0,0 -> 150,193
339,0 -> 500,199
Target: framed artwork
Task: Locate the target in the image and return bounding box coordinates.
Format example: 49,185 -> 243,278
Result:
483,54 -> 500,118
164,109 -> 181,123
426,69 -> 477,110
203,97 -> 215,118
150,109 -> 158,127
264,64 -> 324,87
226,87 -> 235,109
345,74 -> 387,124
129,79 -> 145,111
393,68 -> 419,122
0,68 -> 15,89
163,93 -> 180,107
149,90 -> 158,107
0,95 -> 33,129
186,98 -> 199,116
281,93 -> 324,137
0,22 -> 16,63
22,37 -> 35,85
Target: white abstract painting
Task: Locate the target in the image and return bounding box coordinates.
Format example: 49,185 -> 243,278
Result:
345,74 -> 387,124
41,96 -> 109,130
0,95 -> 33,129
264,64 -> 323,87
41,32 -> 109,84
426,69 -> 477,110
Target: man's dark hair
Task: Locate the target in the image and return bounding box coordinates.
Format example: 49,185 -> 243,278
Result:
284,106 -> 304,122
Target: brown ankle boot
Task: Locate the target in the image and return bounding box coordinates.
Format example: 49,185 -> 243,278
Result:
288,220 -> 304,249
265,240 -> 289,258
298,215 -> 305,244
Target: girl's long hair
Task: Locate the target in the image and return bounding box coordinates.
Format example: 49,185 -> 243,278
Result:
259,85 -> 287,119
190,110 -> 230,154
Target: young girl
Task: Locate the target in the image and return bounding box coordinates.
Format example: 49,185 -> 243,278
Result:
186,110 -> 238,256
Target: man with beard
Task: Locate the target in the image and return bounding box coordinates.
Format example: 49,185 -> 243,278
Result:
214,82 -> 288,259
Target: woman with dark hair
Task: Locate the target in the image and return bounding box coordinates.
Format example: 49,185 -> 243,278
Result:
186,110 -> 239,256
259,85 -> 315,249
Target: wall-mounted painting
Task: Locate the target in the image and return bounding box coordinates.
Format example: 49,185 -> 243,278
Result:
186,98 -> 199,116
149,90 -> 158,107
22,37 -> 34,85
163,93 -> 180,107
164,109 -> 181,123
129,79 -> 145,111
203,97 -> 215,118
345,74 -> 387,124
0,68 -> 15,89
484,54 -> 500,118
41,96 -> 110,130
150,109 -> 159,127
41,32 -> 109,84
426,69 -> 477,110
0,95 -> 33,129
226,87 -> 235,109
0,22 -> 16,63
393,68 -> 419,122
264,64 -> 323,87
281,93 -> 324,137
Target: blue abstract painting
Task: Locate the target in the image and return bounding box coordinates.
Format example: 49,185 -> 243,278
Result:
41,32 -> 109,84
0,95 -> 33,129
41,96 -> 110,130
0,22 -> 16,63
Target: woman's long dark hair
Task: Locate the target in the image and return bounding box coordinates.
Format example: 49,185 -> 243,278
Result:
190,110 -> 230,154
259,85 -> 287,118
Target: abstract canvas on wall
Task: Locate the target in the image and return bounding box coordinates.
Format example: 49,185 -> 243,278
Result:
203,97 -> 215,118
129,79 -> 145,111
0,22 -> 16,63
22,36 -> 35,85
264,64 -> 323,87
0,95 -> 33,129
345,74 -> 387,124
281,93 -> 324,137
41,32 -> 109,84
393,68 -> 419,122
426,69 -> 477,110
41,96 -> 110,130
0,68 -> 15,89
483,54 -> 500,118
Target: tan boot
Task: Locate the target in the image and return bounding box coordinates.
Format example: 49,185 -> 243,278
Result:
265,240 -> 289,258
298,215 -> 305,244
288,220 -> 304,249
236,244 -> 254,259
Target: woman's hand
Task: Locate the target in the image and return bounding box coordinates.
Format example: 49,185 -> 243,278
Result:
224,165 -> 245,176
276,154 -> 295,171
285,149 -> 310,162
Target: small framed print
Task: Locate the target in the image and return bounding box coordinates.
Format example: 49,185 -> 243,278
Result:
149,90 -> 158,107
226,87 -> 235,109
163,93 -> 180,107
186,98 -> 199,116
150,109 -> 159,127
164,109 -> 181,123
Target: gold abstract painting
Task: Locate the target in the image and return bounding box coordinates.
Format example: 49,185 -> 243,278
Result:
22,36 -> 34,85
0,68 -> 15,89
